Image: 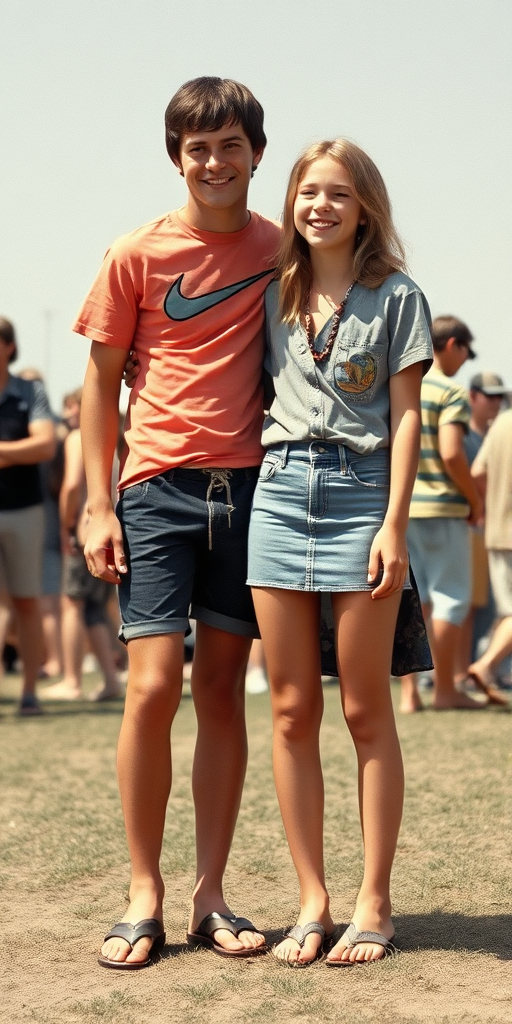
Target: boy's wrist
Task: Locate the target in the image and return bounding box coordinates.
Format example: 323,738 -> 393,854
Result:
87,497 -> 115,516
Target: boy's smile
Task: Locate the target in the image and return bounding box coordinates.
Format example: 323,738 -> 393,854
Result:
177,124 -> 263,232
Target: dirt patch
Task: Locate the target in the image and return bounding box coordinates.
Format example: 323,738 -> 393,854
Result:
1,675 -> 511,1023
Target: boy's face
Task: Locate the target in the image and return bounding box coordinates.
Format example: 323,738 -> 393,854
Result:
176,124 -> 263,230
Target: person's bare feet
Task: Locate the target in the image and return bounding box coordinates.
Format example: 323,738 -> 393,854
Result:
101,889 -> 164,966
272,899 -> 333,966
40,662 -> 62,678
432,689 -> 488,710
189,900 -> 265,954
89,682 -> 124,702
42,680 -> 82,700
467,664 -> 509,706
399,692 -> 424,714
325,903 -> 394,965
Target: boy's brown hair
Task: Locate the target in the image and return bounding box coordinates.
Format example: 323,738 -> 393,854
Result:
0,316 -> 18,363
164,77 -> 266,163
432,315 -> 475,357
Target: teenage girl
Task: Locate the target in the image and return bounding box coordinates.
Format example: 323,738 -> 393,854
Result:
247,139 -> 433,966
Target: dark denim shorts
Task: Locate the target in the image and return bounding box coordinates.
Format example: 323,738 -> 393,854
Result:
116,467 -> 260,643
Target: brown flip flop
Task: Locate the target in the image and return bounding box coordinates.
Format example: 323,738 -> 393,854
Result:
467,670 -> 509,706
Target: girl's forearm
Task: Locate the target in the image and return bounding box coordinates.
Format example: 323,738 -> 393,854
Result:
385,364 -> 423,533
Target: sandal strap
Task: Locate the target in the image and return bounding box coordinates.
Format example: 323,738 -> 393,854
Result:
341,922 -> 395,948
196,913 -> 258,939
103,918 -> 163,948
287,922 -> 326,948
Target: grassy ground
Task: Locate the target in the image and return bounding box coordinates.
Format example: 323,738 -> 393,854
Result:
1,671 -> 511,1024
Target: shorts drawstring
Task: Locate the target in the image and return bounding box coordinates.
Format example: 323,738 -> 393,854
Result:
203,469 -> 234,549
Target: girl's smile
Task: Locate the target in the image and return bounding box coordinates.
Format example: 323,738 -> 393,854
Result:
294,156 -> 364,253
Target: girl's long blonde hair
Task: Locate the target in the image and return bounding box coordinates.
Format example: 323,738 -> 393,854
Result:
276,139 -> 407,323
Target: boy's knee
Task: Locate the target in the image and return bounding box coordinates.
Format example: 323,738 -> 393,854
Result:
127,669 -> 181,720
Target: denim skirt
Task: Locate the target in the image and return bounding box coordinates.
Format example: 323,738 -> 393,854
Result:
248,441 -> 396,592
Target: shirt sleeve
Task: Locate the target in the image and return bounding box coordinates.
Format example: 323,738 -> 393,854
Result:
387,287 -> 433,377
72,238 -> 141,350
437,382 -> 470,430
28,380 -> 53,423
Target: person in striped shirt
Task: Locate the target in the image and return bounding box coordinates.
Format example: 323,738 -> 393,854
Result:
400,315 -> 487,712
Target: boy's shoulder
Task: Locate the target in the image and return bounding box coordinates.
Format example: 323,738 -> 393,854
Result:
250,211 -> 282,234
105,212 -> 183,261
105,210 -> 281,264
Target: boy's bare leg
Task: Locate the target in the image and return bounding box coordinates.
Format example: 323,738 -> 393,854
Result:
43,595 -> 84,699
188,621 -> 265,952
87,621 -> 122,699
40,594 -> 63,676
399,672 -> 423,713
430,618 -> 484,709
469,616 -> 512,689
13,596 -> 44,701
100,633 -> 184,966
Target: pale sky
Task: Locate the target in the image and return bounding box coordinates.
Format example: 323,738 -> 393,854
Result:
1,0 -> 511,409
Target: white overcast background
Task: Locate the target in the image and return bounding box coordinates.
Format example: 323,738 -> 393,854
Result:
1,0 -> 511,409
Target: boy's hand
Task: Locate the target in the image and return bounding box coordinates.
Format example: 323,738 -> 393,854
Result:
84,509 -> 128,584
367,524 -> 408,599
468,493 -> 484,528
123,350 -> 140,389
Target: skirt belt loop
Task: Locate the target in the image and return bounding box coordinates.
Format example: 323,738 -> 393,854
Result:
337,444 -> 348,475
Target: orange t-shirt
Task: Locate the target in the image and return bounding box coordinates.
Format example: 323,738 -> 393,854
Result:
73,210 -> 280,490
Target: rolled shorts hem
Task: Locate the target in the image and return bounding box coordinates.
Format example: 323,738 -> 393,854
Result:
119,617 -> 190,643
192,603 -> 260,640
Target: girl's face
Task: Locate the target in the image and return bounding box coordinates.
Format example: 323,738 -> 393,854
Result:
293,157 -> 365,256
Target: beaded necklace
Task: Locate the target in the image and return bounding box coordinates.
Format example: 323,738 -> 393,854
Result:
304,280 -> 356,363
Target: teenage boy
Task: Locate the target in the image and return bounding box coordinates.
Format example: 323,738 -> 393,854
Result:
77,78 -> 280,968
399,316 -> 485,713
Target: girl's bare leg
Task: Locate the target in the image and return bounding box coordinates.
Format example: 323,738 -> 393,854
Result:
252,587 -> 333,964
101,633 -> 184,965
326,590 -> 403,964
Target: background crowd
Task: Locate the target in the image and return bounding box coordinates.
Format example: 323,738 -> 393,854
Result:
0,313 -> 510,716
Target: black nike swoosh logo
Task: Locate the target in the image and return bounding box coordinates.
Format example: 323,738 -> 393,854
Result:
164,269 -> 275,321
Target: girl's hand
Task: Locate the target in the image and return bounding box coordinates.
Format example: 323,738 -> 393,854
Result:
367,524 -> 408,599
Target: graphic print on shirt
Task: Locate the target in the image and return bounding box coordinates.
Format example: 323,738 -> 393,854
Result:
334,353 -> 376,395
164,269 -> 275,321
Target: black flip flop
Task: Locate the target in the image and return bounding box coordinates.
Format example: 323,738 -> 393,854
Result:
98,918 -> 165,970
